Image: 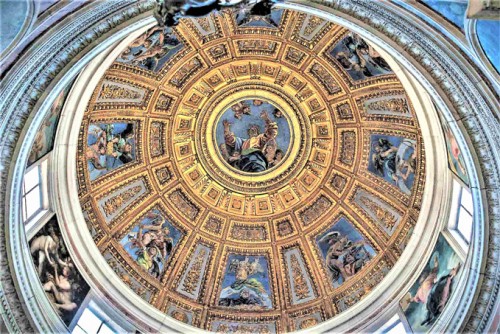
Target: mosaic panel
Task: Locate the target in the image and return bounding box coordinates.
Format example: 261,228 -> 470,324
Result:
400,235 -> 462,332
218,254 -> 273,310
86,122 -> 137,181
29,217 -> 90,326
328,31 -> 393,82
216,99 -> 290,173
233,7 -> 285,31
367,134 -> 417,196
116,26 -> 184,72
119,208 -> 184,279
315,217 -> 377,289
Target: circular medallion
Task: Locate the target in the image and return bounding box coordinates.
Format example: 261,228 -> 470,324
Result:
214,99 -> 290,174
195,81 -> 312,196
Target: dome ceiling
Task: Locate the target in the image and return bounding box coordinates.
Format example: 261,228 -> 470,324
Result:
77,8 -> 425,332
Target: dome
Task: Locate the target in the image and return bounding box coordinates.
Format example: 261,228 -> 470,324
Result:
0,1 -> 498,334
75,10 -> 425,331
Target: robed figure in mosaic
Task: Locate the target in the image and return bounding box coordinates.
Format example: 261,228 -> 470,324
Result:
218,256 -> 272,309
222,110 -> 278,172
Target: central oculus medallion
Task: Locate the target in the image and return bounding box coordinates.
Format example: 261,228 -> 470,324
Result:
215,99 -> 291,173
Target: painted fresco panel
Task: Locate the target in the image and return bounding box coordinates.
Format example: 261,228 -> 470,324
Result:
421,0 -> 466,30
368,134 -> 417,195
400,235 -> 462,332
28,84 -> 72,166
218,254 -> 273,309
29,217 -> 90,326
316,217 -> 376,288
330,32 -> 393,81
0,0 -> 27,52
120,209 -> 183,279
117,26 -> 183,72
442,121 -> 469,185
477,20 -> 500,73
216,99 -> 290,173
86,122 -> 136,181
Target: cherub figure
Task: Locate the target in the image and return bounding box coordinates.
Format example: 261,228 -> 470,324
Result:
230,101 -> 251,119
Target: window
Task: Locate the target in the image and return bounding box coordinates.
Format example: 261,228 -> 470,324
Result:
454,187 -> 473,243
375,314 -> 407,334
448,179 -> 473,248
72,307 -> 115,334
22,165 -> 43,222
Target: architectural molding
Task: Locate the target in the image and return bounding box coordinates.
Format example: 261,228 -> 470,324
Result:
465,18 -> 500,88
